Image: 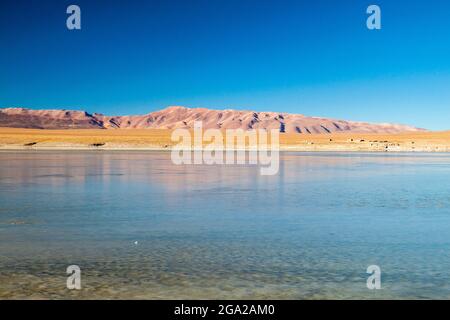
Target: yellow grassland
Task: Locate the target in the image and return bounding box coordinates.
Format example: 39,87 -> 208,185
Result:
0,127 -> 449,152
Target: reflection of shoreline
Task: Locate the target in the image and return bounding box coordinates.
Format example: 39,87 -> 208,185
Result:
1,128 -> 450,152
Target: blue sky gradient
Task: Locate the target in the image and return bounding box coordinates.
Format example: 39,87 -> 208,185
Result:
1,0 -> 450,130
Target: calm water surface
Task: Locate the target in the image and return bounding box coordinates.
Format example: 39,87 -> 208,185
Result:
1,151 -> 450,299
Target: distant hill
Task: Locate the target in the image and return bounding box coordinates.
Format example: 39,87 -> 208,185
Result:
0,106 -> 425,134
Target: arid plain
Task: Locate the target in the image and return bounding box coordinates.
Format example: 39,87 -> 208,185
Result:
1,127 -> 449,152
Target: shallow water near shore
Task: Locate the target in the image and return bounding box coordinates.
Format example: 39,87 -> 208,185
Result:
1,151 -> 450,299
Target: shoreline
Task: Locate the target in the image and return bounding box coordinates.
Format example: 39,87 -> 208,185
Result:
1,146 -> 450,153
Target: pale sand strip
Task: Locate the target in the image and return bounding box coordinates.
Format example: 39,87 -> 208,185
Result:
0,127 -> 449,152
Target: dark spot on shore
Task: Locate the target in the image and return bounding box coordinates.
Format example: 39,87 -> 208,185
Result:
35,174 -> 72,178
24,142 -> 37,146
87,173 -> 124,177
91,143 -> 105,147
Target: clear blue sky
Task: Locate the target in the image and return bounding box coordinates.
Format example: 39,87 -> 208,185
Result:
1,0 -> 450,130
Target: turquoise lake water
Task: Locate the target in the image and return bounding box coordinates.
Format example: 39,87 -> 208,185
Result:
1,151 -> 450,299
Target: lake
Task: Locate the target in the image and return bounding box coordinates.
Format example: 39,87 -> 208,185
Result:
1,151 -> 450,299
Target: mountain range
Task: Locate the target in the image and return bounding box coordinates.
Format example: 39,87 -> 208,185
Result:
0,106 -> 425,134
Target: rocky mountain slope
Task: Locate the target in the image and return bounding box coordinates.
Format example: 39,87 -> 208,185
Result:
0,106 -> 425,134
